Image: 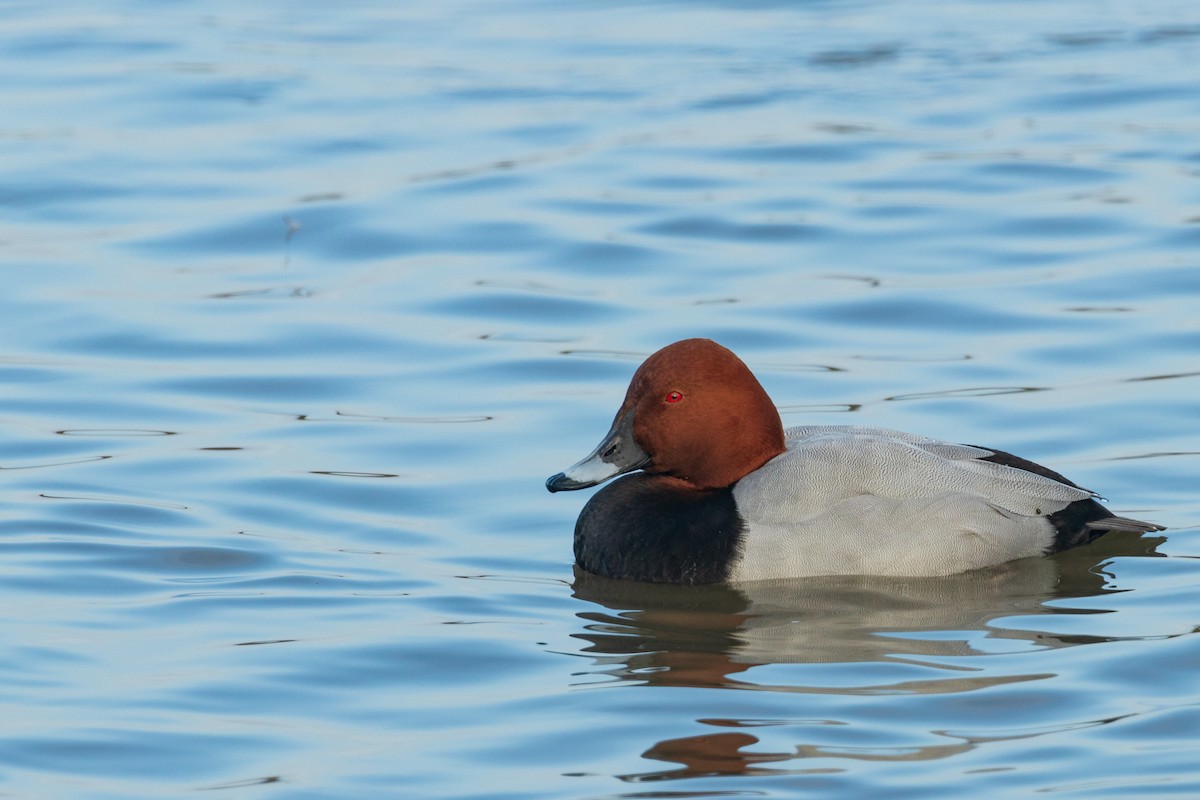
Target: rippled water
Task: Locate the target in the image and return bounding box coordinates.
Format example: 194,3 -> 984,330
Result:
2,1 -> 1198,797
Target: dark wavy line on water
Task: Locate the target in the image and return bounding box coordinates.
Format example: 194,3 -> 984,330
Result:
38,493 -> 189,510
0,455 -> 112,470
887,386 -> 1046,401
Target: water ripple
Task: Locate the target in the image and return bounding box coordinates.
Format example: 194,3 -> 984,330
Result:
2,1 -> 1198,797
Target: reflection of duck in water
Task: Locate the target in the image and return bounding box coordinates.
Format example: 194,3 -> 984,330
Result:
570,532 -> 1164,782
549,339 -> 1164,583
571,530 -> 1165,682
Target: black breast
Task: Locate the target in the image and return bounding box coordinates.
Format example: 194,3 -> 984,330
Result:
573,473 -> 746,585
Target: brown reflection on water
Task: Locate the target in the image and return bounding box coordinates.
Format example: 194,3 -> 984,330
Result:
627,732 -> 801,782
621,730 -> 974,783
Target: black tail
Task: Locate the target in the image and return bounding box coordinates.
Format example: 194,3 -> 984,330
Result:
971,446 -> 1165,552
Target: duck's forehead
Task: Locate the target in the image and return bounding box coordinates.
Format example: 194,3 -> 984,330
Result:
633,350 -> 693,390
626,362 -> 665,400
647,340 -> 725,373
627,341 -> 752,403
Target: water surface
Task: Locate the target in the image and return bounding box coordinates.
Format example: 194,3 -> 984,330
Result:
1,1 -> 1198,797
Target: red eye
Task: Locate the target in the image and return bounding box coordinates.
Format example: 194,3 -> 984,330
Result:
665,390 -> 684,403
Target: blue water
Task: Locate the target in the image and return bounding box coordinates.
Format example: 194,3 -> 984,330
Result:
2,1 -> 1198,797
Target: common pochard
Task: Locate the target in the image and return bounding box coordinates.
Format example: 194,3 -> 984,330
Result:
546,338 -> 1164,584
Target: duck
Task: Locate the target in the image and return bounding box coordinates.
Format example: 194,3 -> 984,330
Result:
546,338 -> 1164,584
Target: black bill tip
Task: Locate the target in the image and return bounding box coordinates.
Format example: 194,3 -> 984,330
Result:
546,472 -> 587,493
